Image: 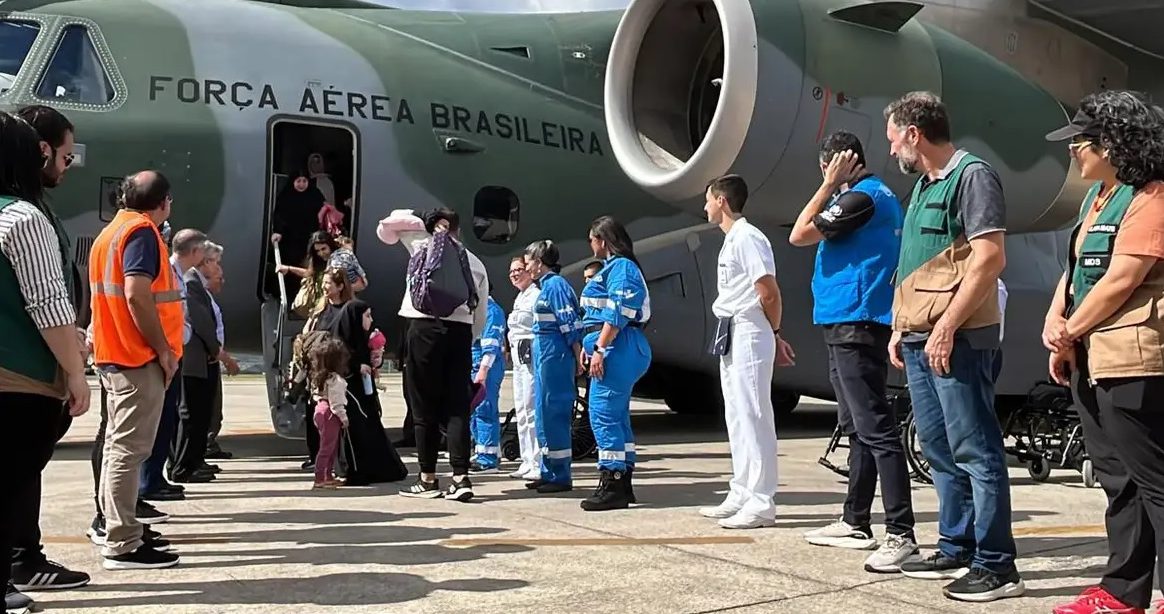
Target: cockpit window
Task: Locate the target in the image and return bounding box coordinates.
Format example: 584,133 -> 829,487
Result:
0,21 -> 41,95
36,25 -> 114,104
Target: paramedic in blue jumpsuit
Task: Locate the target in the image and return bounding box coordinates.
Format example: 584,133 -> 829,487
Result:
523,240 -> 583,493
579,216 -> 652,511
469,294 -> 506,473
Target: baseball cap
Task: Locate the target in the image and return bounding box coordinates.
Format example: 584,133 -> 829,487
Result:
1045,108 -> 1102,142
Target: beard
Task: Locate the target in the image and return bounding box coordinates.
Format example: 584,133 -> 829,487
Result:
897,158 -> 918,175
41,169 -> 61,188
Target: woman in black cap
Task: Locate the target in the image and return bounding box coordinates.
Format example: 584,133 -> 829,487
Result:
1042,89 -> 1164,614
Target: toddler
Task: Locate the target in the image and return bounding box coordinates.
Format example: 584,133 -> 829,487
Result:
309,338 -> 351,489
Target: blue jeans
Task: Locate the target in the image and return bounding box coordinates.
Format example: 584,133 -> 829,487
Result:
902,338 -> 1017,574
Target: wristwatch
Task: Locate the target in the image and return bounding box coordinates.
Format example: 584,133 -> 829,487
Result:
595,346 -> 609,354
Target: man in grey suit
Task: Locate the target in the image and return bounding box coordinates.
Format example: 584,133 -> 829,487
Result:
170,231 -> 222,483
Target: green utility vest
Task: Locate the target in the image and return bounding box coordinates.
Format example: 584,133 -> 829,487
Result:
1068,182 -> 1136,309
892,152 -> 1000,332
0,197 -> 74,387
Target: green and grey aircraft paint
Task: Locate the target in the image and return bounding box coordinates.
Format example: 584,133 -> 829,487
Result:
0,0 -> 1160,430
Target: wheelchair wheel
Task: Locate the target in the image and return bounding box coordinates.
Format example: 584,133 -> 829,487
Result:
502,439 -> 521,462
902,410 -> 933,485
1027,458 -> 1052,482
571,395 -> 598,460
1082,459 -> 1097,488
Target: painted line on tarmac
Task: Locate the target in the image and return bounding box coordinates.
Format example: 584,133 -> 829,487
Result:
441,536 -> 755,547
1012,524 -> 1105,537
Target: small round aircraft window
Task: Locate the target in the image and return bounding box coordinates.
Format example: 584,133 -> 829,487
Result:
472,186 -> 519,244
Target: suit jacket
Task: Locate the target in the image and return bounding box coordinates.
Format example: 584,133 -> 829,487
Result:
182,268 -> 222,378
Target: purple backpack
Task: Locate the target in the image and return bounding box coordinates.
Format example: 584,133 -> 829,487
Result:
407,232 -> 478,318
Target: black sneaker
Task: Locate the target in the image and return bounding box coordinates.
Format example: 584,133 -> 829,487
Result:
399,478 -> 441,499
536,481 -> 572,494
143,534 -> 173,553
135,500 -> 170,524
141,488 -> 185,502
900,551 -> 971,580
10,558 -> 91,591
942,567 -> 1025,602
445,477 -> 474,502
205,449 -> 233,459
5,582 -> 33,613
102,545 -> 179,571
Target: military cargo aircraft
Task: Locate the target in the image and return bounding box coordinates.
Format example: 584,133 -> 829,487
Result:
1,0 -> 1160,437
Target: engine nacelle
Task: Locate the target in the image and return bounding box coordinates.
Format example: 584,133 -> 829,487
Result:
604,0 -> 1087,233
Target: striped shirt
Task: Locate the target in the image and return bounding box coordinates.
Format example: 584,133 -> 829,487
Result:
0,200 -> 76,330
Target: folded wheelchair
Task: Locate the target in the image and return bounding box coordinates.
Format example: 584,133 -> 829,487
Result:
1003,381 -> 1096,487
817,387 -> 933,485
500,373 -> 598,463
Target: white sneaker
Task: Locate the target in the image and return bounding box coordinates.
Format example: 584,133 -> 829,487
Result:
803,518 -> 878,550
864,533 -> 921,573
509,465 -> 535,479
719,511 -> 776,530
699,503 -> 741,519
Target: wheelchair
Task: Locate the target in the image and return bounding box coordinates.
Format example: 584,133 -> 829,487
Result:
1002,381 -> 1095,487
817,387 -> 933,485
500,373 -> 598,462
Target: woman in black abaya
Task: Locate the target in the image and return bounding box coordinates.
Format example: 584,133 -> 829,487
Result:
328,300 -> 408,485
269,170 -> 326,299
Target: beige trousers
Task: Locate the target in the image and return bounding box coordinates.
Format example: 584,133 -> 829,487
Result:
97,362 -> 165,557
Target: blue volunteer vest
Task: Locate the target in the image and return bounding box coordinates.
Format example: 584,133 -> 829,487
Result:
812,175 -> 903,326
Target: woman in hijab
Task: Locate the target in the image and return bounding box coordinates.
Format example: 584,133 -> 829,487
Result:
270,170 -> 326,298
327,300 -> 408,485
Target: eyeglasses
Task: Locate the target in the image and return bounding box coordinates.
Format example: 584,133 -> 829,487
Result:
63,153 -> 74,167
1068,139 -> 1092,152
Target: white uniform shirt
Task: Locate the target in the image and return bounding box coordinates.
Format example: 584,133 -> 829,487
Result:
508,284 -> 540,342
711,217 -> 777,318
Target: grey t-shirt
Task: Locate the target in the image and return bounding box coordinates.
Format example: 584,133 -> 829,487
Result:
902,150 -> 1005,349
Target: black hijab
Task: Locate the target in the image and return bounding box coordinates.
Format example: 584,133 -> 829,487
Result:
272,170 -> 326,239
328,299 -> 372,369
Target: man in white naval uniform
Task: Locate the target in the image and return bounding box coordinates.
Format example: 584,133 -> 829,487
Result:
699,174 -> 796,529
506,256 -> 542,480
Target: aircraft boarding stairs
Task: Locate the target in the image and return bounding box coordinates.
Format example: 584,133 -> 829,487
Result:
261,246 -> 308,439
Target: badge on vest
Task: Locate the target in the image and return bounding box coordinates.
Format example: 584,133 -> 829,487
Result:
1089,224 -> 1119,233
1081,256 -> 1109,268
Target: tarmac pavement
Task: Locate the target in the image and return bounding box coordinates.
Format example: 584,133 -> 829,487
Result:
32,373 -> 1111,613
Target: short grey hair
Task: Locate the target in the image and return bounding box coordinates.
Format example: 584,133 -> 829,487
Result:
202,241 -> 223,261
171,228 -> 207,257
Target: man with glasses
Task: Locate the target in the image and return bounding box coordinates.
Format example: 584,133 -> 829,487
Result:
89,170 -> 183,570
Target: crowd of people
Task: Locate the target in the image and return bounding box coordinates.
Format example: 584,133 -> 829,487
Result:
4,86 -> 1164,614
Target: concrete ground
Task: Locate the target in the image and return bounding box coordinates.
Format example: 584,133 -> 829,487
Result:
34,373 -> 1110,614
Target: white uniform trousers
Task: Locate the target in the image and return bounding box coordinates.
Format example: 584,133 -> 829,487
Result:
718,309 -> 778,519
511,341 -> 541,473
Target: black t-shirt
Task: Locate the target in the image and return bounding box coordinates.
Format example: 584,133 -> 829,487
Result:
813,190 -> 875,240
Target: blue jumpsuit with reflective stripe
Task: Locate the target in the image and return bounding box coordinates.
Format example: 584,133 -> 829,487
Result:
470,297 -> 507,468
581,256 -> 652,472
532,272 -> 583,485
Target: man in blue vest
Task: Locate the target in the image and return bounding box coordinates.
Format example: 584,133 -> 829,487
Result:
789,131 -> 919,573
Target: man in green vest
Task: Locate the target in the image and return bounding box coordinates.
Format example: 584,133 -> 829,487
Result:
882,91 -> 1023,603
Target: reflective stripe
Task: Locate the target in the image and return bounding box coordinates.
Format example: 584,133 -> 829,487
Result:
580,297 -> 604,308
546,448 -> 572,459
625,443 -> 636,452
558,324 -> 571,334
599,450 -> 625,461
480,338 -> 500,348
475,445 -> 500,454
90,283 -> 182,304
536,313 -> 556,322
621,306 -> 637,318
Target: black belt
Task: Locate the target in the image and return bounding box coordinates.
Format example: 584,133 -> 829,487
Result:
584,322 -> 643,334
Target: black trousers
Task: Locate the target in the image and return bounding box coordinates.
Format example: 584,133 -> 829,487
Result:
12,401 -> 71,564
827,323 -> 916,537
92,383 -> 108,517
2,392 -> 66,588
404,318 -> 472,475
172,366 -> 218,478
1072,346 -> 1164,609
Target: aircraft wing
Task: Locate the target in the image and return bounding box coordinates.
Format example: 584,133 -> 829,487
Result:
1030,0 -> 1164,59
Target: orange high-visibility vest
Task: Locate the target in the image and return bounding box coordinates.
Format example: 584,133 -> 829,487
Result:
89,209 -> 185,368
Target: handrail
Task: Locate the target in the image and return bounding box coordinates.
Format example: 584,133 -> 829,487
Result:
272,239 -> 288,380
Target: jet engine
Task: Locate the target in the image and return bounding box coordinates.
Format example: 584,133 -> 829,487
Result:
604,0 -> 1088,233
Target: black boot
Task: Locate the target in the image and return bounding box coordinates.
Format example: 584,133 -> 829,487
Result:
580,469 -> 630,511
623,466 -> 636,504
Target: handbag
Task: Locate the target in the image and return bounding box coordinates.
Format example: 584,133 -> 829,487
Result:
291,278 -> 320,318
517,338 -> 532,366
